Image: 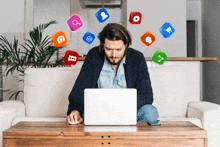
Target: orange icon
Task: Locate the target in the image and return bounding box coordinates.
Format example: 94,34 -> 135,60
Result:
51,31 -> 68,48
140,31 -> 156,47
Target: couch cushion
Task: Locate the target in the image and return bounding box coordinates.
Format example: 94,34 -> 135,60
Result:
148,65 -> 200,117
24,67 -> 81,117
24,65 -> 200,118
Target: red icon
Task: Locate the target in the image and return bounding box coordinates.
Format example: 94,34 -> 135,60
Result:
62,50 -> 79,65
51,31 -> 68,48
129,12 -> 142,24
140,31 -> 156,47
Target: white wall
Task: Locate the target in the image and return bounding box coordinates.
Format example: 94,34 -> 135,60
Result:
0,0 -> 122,101
34,0 -> 70,61
33,0 -> 122,59
0,0 -> 24,33
0,0 -> 208,104
69,0 -> 122,56
0,0 -> 25,101
127,0 -> 186,57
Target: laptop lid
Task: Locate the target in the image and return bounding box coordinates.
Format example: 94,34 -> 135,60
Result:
84,88 -> 137,125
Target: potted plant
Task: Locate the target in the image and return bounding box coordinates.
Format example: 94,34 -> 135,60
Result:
0,20 -> 67,100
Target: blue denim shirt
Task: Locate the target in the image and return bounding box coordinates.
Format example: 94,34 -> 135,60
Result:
97,56 -> 127,88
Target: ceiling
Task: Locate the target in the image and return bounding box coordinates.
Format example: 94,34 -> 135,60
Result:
79,0 -> 123,9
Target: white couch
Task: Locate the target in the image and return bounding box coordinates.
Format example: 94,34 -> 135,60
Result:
1,65 -> 220,147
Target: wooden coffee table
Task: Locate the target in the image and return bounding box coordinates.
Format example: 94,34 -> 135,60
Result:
3,121 -> 207,147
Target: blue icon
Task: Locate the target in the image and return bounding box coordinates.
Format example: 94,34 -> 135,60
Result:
95,8 -> 110,23
82,32 -> 95,44
159,22 -> 175,38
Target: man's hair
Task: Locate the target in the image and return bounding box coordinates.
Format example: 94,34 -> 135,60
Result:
97,23 -> 132,56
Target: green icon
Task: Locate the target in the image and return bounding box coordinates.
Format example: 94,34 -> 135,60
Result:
151,49 -> 168,65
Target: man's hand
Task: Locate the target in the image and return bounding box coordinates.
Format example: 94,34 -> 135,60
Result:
66,110 -> 83,125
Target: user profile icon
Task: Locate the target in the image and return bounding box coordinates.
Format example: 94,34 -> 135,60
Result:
95,8 -> 110,23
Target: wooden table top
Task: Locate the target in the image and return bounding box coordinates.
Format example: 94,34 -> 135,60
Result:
3,121 -> 207,139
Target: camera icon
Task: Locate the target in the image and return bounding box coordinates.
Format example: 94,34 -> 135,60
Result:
51,31 -> 67,48
57,36 -> 65,43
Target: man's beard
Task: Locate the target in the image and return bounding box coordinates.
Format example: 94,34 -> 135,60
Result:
106,56 -> 121,65
105,51 -> 126,65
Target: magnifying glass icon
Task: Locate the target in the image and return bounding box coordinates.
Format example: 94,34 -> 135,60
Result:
72,20 -> 81,25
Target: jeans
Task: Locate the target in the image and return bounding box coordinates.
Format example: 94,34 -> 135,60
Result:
82,104 -> 159,122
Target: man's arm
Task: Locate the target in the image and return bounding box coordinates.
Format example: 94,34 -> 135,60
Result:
135,53 -> 153,111
67,50 -> 94,117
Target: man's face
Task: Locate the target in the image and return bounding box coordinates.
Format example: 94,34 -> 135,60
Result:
103,38 -> 126,65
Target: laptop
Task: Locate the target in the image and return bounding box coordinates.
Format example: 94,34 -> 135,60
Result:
84,88 -> 137,125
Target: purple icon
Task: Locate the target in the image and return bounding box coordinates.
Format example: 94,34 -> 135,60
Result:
67,15 -> 83,31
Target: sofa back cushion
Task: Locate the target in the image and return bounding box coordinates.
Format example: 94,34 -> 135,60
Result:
148,66 -> 200,117
24,65 -> 200,118
24,67 -> 81,117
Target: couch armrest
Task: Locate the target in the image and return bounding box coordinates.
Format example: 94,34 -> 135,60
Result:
187,101 -> 220,147
0,100 -> 26,147
0,100 -> 25,130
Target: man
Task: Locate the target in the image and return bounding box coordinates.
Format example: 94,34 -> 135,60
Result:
66,23 -> 159,125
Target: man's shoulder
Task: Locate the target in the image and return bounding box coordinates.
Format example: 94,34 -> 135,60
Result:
85,46 -> 103,65
87,46 -> 100,55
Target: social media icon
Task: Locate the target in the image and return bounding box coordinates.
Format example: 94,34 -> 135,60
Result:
62,50 -> 79,65
159,22 -> 175,38
51,31 -> 68,48
86,36 -> 93,42
145,37 -> 152,44
95,8 -> 110,23
57,36 -> 65,43
82,32 -> 95,44
68,55 -> 77,62
140,31 -> 156,47
67,15 -> 83,31
129,12 -> 142,24
151,49 -> 168,65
